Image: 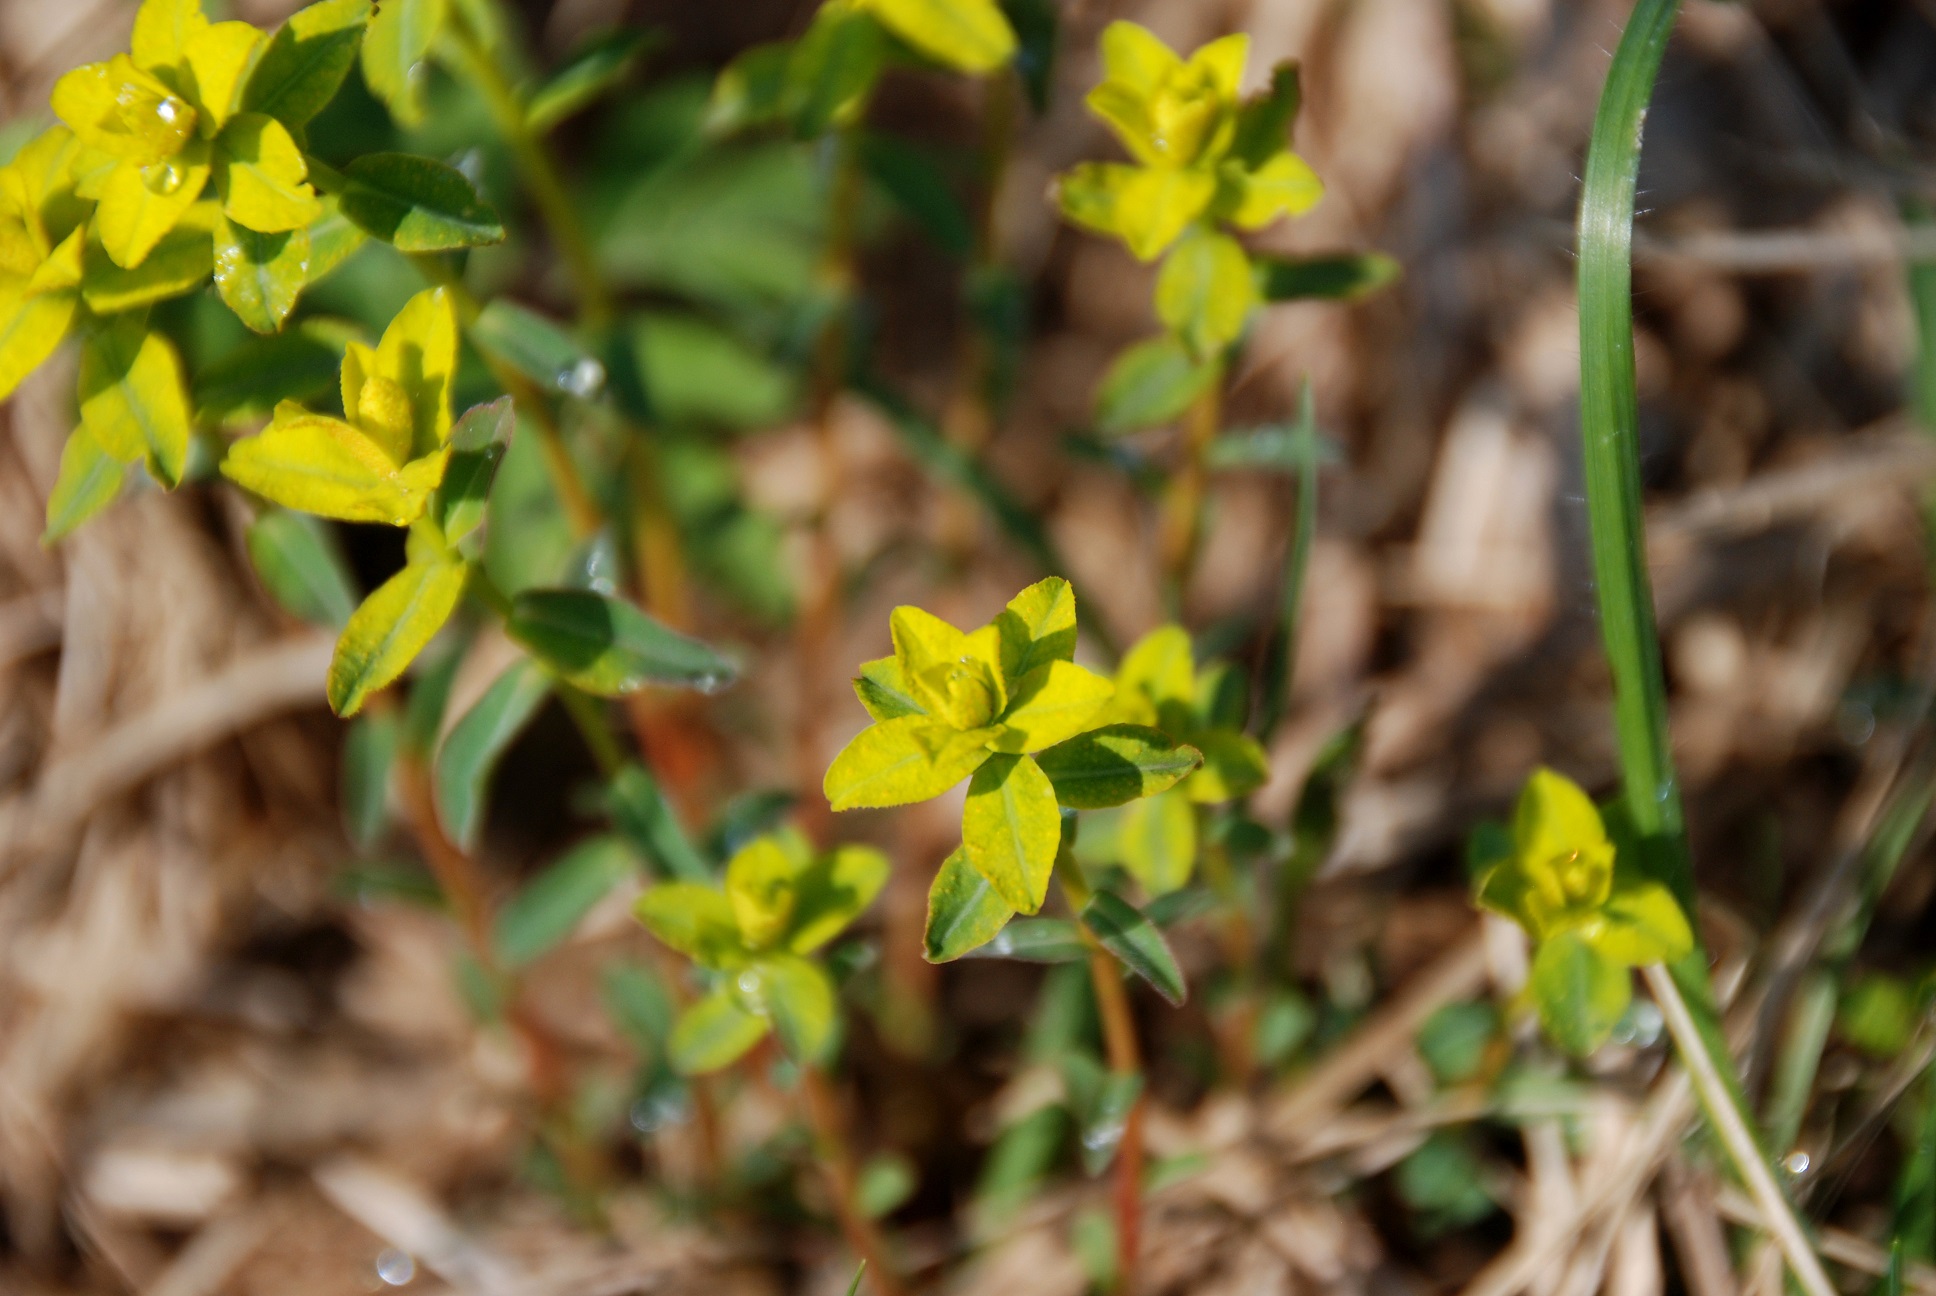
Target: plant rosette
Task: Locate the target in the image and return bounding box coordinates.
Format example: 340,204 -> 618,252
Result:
824,578 -> 1202,919
1473,767 -> 1694,1055
635,829 -> 890,1073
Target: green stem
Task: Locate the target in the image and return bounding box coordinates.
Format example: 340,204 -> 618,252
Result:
558,684 -> 627,778
1645,965 -> 1836,1296
443,18 -> 610,326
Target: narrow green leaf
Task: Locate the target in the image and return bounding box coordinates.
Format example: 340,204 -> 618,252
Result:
470,300 -> 601,397
494,835 -> 632,968
526,29 -> 653,133
340,153 -> 505,252
608,762 -> 712,882
669,987 -> 769,1074
327,555 -> 468,716
1253,251 -> 1399,302
341,708 -> 399,848
246,509 -> 357,627
1113,791 -> 1196,896
1033,724 -> 1202,809
924,846 -> 1015,962
632,312 -> 796,430
400,637 -> 465,755
1079,890 -> 1185,1005
1093,334 -> 1219,435
859,131 -> 972,258
434,658 -> 552,848
42,426 -> 124,544
508,588 -> 737,696
214,214 -> 309,334
246,0 -> 372,127
975,1104 -> 1065,1220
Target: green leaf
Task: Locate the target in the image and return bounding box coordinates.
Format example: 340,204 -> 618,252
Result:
994,659 -> 1115,753
340,153 -> 505,252
470,300 -> 601,397
1155,227 -> 1257,358
494,835 -> 632,968
78,316 -> 192,487
924,845 -> 1015,961
976,1104 -> 1066,1219
434,658 -> 551,849
1529,928 -> 1631,1056
432,397 -> 513,549
400,637 -> 463,755
854,656 -> 926,721
245,0 -> 371,127
341,707 -> 399,848
706,42 -> 790,135
1184,729 -> 1269,803
0,284 -> 78,402
1396,1132 -> 1497,1234
216,114 -> 322,232
1253,251 -> 1399,302
214,214 -> 308,334
246,509 -> 357,626
747,953 -> 837,1063
42,426 -> 124,544
969,917 -> 1086,962
668,987 -> 768,1074
631,312 -> 796,430
788,844 -> 890,953
608,763 -> 712,882
856,1154 -> 917,1220
327,554 -> 468,715
823,715 -> 995,811
635,882 -> 742,967
1080,889 -> 1184,1005
602,962 -> 674,1052
1114,791 -> 1196,896
859,131 -> 971,258
1416,1002 -> 1498,1086
1001,0 -> 1057,111
861,0 -> 1017,74
1033,724 -> 1201,809
507,588 -> 737,696
785,5 -> 885,136
1588,877 -> 1693,966
305,194 -> 367,281
962,752 -> 1061,914
80,204 -> 217,314
221,408 -> 447,525
194,318 -> 358,423
1093,334 -> 1219,435
994,576 -> 1078,683
1229,60 -> 1300,169
360,0 -> 445,125
724,833 -> 802,949
525,29 -> 652,133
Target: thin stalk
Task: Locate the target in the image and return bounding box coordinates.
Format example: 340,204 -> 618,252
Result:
1644,964 -> 1837,1296
1059,866 -> 1144,1293
1258,381 -> 1319,738
799,1065 -> 906,1296
442,17 -> 610,325
1158,379 -> 1224,613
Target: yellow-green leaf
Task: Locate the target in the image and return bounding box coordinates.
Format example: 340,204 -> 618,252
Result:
0,285 -> 78,401
217,113 -> 321,231
1114,166 -> 1215,261
1587,878 -> 1693,967
214,213 -> 308,333
668,987 -> 768,1074
306,193 -> 367,282
1093,333 -> 1219,435
1115,624 -> 1194,714
1184,729 -> 1269,803
326,553 -> 467,715
787,844 -> 890,953
924,845 -> 1014,961
245,0 -> 372,128
961,752 -> 1060,914
96,145 -> 211,269
1528,928 -> 1630,1057
726,834 -> 801,950
43,425 -> 124,544
994,576 -> 1077,684
1156,227 -> 1256,358
1098,21 -> 1181,100
854,655 -> 926,721
370,285 -> 455,455
338,153 -> 505,252
861,0 -> 1016,73
892,606 -> 1005,729
221,406 -> 445,524
994,659 -> 1115,753
54,57 -> 198,165
746,953 -> 837,1063
1115,790 -> 1196,896
81,201 -> 216,312
183,21 -> 265,130
132,0 -> 210,82
78,317 -> 193,486
635,882 -> 744,969
1226,150 -> 1323,230
1054,161 -> 1134,241
361,0 -> 447,126
823,715 -> 996,811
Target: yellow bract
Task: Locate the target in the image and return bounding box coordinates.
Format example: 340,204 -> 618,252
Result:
858,0 -> 1017,74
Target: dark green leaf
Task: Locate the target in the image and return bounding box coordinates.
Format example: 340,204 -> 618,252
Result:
1253,251 -> 1399,302
470,301 -> 603,398
1093,335 -> 1219,435
214,217 -> 309,335
434,399 -> 514,549
527,29 -> 656,134
609,762 -> 712,881
508,588 -> 737,696
493,835 -> 632,968
1000,0 -> 1057,111
246,0 -> 372,127
434,659 -> 552,849
1079,891 -> 1185,1005
246,510 -> 357,627
785,6 -> 885,137
340,709 -> 399,849
195,318 -> 361,423
1033,724 -> 1201,809
340,153 -> 506,252
1230,61 -> 1301,169
924,847 -> 1015,962
859,131 -> 972,258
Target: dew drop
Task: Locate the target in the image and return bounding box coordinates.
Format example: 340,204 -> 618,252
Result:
1082,1119 -> 1124,1154
375,1249 -> 416,1286
559,357 -> 605,399
150,163 -> 185,196
1782,1150 -> 1810,1176
736,969 -> 763,996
